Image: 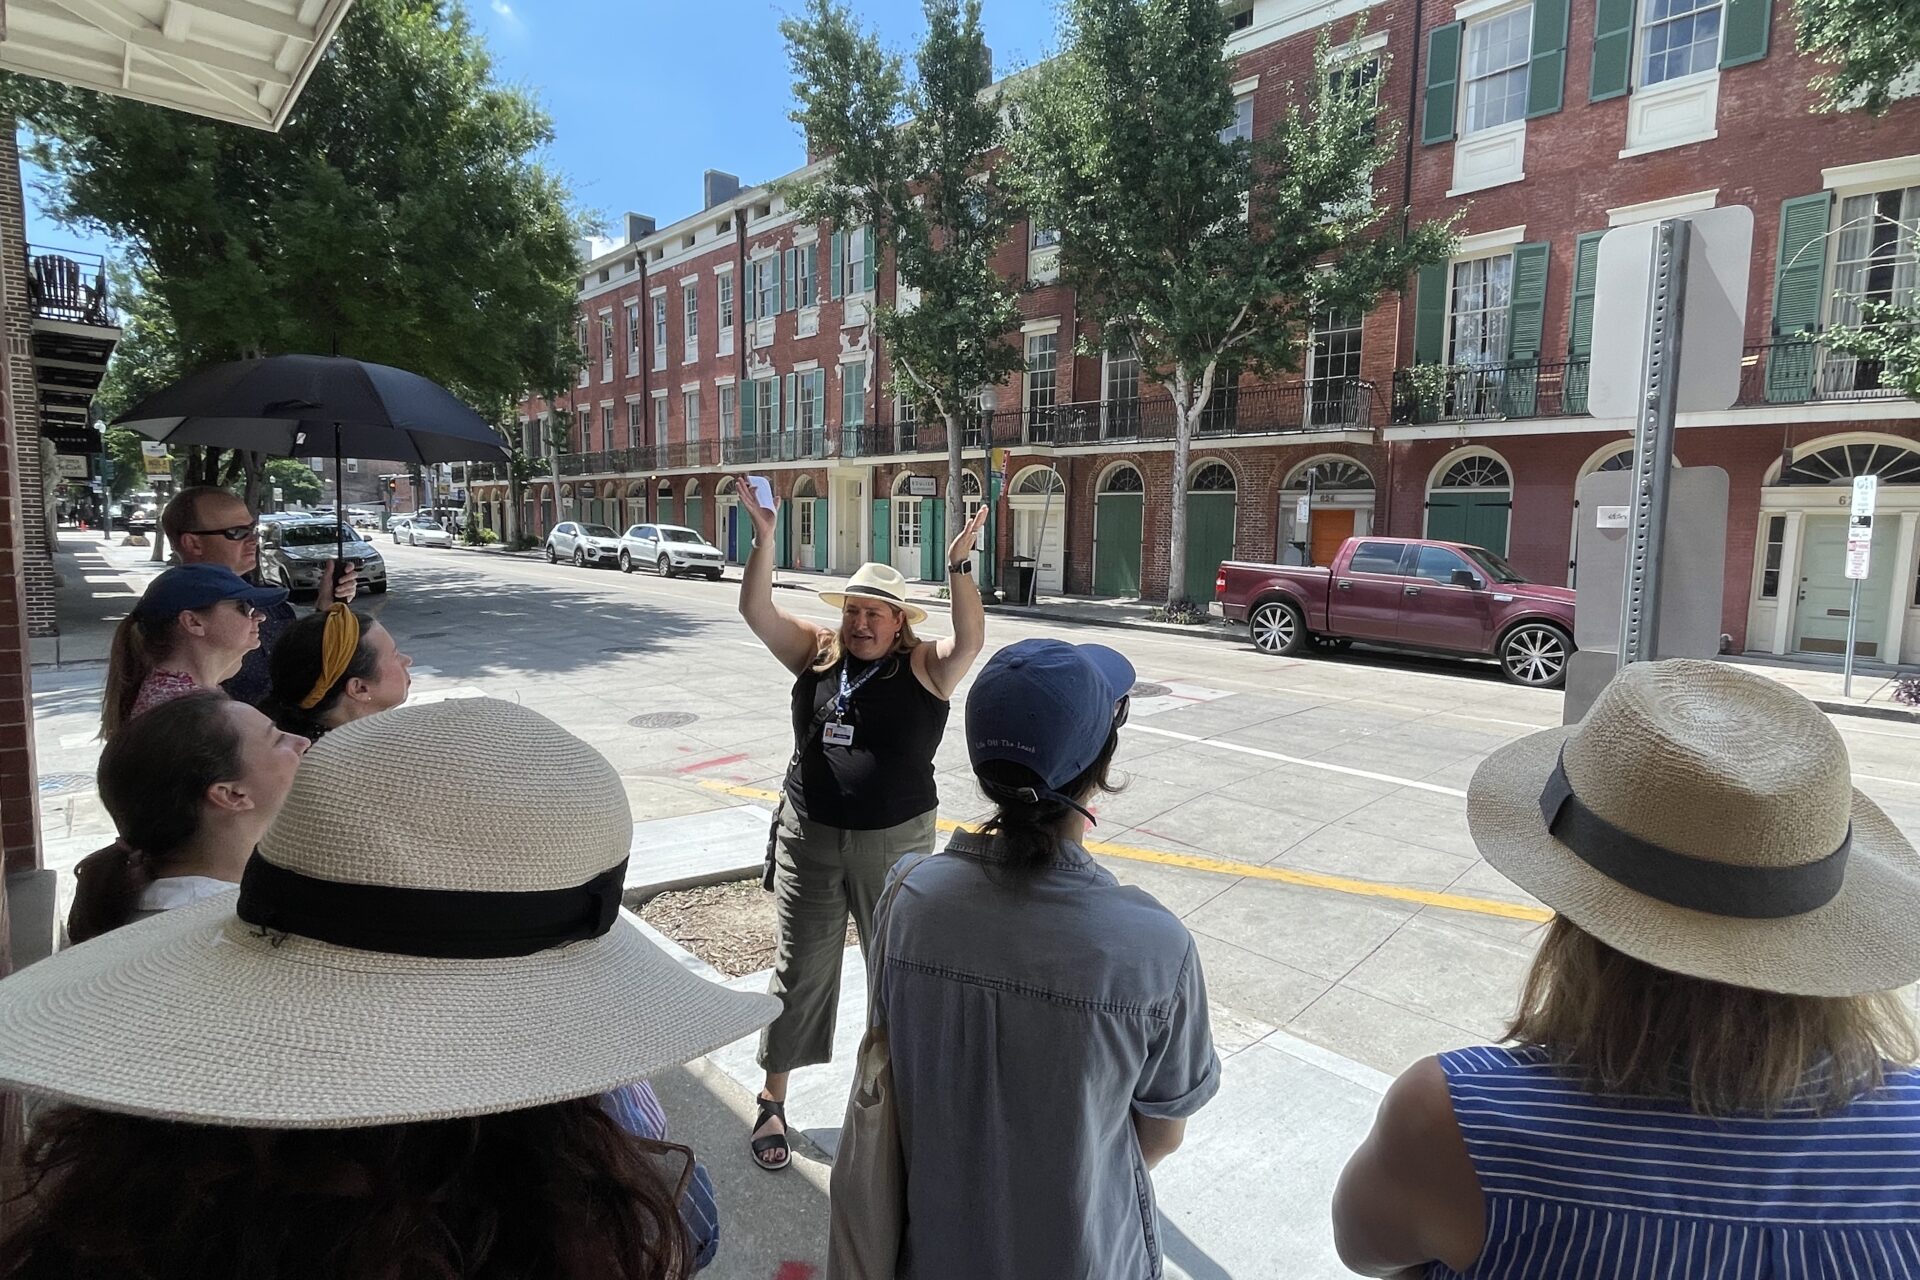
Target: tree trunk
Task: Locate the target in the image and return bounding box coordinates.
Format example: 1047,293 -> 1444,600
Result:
240,452 -> 265,515
507,469 -> 524,547
1166,400 -> 1193,606
943,410 -> 963,579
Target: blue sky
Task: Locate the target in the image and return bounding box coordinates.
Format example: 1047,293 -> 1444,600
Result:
24,0 -> 1059,259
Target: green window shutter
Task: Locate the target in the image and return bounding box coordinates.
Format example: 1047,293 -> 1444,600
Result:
1526,0 -> 1570,118
871,498 -> 890,562
768,376 -> 781,440
1421,22 -> 1463,145
1564,230 -> 1604,414
861,226 -> 877,292
1501,242 -> 1550,416
1720,0 -> 1770,67
743,262 -> 758,321
1766,192 -> 1833,403
921,497 -> 945,582
738,379 -> 756,439
783,373 -> 796,435
782,249 -> 797,313
1589,0 -> 1635,101
830,230 -> 845,301
1414,262 -> 1449,364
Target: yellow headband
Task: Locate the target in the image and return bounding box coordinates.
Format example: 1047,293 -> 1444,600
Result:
298,604 -> 362,710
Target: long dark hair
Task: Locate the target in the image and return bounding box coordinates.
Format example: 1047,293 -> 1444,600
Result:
70,691 -> 243,944
263,608 -> 380,740
100,609 -> 184,739
1,1098 -> 693,1280
975,727 -> 1124,867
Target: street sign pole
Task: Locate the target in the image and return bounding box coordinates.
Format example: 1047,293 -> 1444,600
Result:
1617,218 -> 1691,666
1844,474 -> 1878,698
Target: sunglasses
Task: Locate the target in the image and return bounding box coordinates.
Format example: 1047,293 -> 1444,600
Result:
188,524 -> 260,542
227,601 -> 267,622
1113,695 -> 1131,730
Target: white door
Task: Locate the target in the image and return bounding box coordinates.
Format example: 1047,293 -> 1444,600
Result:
799,499 -> 819,570
893,496 -> 922,579
1012,502 -> 1066,595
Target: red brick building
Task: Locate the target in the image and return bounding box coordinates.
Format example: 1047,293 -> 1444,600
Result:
493,0 -> 1920,663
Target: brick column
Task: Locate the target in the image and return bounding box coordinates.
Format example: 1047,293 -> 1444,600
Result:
0,118 -> 46,879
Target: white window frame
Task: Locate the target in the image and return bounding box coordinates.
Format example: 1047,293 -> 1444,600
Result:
599,313 -> 615,382
626,398 -> 643,449
716,269 -> 736,356
625,302 -> 641,375
1461,3 -> 1533,137
1637,0 -> 1725,90
576,322 -> 591,387
718,383 -> 737,438
752,377 -> 778,438
682,283 -> 700,363
652,390 -> 669,443
842,226 -> 869,298
1222,93 -> 1254,145
650,293 -> 668,371
842,358 -> 867,427
683,387 -> 701,442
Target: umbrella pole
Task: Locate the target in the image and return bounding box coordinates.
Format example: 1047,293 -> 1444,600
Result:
335,423 -> 346,569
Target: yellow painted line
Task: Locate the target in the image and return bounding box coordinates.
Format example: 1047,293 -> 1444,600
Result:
698,779 -> 1551,923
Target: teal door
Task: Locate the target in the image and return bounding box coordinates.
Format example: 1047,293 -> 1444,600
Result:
871,499 -> 890,564
1425,492 -> 1511,555
685,495 -> 703,541
1093,493 -> 1143,597
1795,516 -> 1898,657
920,498 -> 946,582
658,495 -> 676,528
1183,493 -> 1236,604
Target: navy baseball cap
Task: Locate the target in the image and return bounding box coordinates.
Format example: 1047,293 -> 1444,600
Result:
134,564 -> 287,620
967,639 -> 1136,805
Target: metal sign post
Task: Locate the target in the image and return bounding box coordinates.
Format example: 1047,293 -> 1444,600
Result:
1844,474 -> 1878,698
1617,218 -> 1691,665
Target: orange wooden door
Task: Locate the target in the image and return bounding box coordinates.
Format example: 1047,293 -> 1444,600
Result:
1309,508 -> 1356,567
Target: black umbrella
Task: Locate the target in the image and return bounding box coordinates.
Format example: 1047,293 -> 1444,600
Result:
113,354 -> 509,562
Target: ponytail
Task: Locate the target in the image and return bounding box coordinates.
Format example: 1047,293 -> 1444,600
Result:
100,611 -> 178,740
975,727 -> 1124,868
73,691 -> 244,942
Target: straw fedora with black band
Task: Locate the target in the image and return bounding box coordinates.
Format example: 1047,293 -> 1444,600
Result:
1468,659 -> 1920,998
818,562 -> 929,626
0,698 -> 779,1128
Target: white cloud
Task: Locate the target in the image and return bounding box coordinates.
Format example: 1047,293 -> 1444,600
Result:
490,0 -> 521,24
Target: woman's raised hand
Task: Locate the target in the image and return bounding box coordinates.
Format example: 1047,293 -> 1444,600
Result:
946,505 -> 990,565
736,474 -> 777,545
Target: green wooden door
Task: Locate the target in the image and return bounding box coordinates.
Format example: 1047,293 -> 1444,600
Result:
920,498 -> 945,582
658,495 -> 676,528
1183,493 -> 1236,604
1093,493 -> 1143,597
1426,492 -> 1512,555
871,498 -> 890,564
685,495 -> 704,542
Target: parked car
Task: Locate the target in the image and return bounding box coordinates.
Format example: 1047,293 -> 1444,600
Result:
259,519 -> 389,599
405,518 -> 454,548
1215,536 -> 1577,688
545,521 -> 623,568
388,515 -> 415,542
619,524 -> 725,580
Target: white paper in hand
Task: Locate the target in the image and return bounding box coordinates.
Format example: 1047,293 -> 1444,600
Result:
747,475 -> 775,513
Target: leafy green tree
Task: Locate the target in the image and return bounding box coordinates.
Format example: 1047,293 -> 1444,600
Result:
3,0 -> 583,508
1796,0 -> 1920,114
1008,1 -> 1454,605
265,458 -> 325,508
1827,301 -> 1920,399
782,0 -> 1024,533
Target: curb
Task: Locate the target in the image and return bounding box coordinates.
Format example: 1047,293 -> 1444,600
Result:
1809,698 -> 1920,725
624,861 -> 765,902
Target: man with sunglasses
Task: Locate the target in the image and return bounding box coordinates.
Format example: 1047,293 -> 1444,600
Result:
161,486 -> 357,706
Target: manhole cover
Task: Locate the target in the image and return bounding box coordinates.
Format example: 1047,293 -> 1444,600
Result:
1128,682 -> 1171,699
408,631 -> 449,641
628,712 -> 698,730
38,771 -> 92,797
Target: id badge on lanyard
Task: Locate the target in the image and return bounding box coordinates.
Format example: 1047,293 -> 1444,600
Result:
825,659 -> 879,748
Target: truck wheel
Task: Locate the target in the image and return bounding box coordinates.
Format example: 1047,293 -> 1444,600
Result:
619,550 -> 632,573
1500,623 -> 1572,689
1249,600 -> 1307,656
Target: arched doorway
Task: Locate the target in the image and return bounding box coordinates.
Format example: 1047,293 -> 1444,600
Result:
625,481 -> 648,532
1010,465 -> 1067,596
1184,461 -> 1237,603
656,480 -> 676,528
684,478 -> 705,542
716,477 -> 745,564
1566,442 -> 1683,586
1281,455 -> 1374,567
891,472 -> 925,580
1425,449 -> 1513,555
1749,434 -> 1920,664
793,476 -> 823,570
958,470 -> 984,527
1093,463 -> 1144,597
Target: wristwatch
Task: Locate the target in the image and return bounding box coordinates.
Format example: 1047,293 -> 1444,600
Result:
949,560 -> 973,575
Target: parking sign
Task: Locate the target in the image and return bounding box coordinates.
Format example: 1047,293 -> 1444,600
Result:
1846,475 -> 1877,580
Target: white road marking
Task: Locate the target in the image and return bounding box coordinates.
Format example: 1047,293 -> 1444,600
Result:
1130,724 -> 1469,798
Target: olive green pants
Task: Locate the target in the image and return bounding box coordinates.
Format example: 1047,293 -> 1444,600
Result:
757,800 -> 938,1074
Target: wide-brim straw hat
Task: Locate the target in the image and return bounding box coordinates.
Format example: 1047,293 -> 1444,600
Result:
1468,658 -> 1920,997
819,562 -> 928,625
0,698 -> 779,1128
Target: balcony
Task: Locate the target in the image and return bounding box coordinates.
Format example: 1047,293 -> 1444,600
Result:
1390,339 -> 1912,427
722,428 -> 830,466
28,246 -> 120,456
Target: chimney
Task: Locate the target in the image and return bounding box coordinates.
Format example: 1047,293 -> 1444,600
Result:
704,171 -> 742,210
624,212 -> 656,244
978,44 -> 993,88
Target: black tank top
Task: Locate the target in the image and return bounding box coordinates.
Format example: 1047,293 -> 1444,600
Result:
787,650 -> 949,830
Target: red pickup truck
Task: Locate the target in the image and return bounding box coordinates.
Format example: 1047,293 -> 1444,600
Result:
1215,536 -> 1577,688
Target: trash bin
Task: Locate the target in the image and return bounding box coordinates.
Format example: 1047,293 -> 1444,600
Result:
1006,556 -> 1037,606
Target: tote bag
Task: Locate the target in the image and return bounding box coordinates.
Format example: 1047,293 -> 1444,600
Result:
825,851 -> 933,1280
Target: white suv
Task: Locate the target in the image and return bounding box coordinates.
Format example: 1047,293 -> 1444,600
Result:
545,521 -> 623,568
619,524 -> 725,580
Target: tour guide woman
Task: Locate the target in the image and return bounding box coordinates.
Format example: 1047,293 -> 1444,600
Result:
735,478 -> 989,1170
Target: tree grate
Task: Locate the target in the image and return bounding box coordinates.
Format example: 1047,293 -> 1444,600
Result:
1127,682 -> 1171,699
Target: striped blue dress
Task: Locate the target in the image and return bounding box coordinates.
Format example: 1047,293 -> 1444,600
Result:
1433,1046 -> 1920,1279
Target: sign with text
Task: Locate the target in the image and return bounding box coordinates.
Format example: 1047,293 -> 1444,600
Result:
140,441 -> 172,476
1846,475 -> 1878,580
54,455 -> 87,479
907,475 -> 937,497
1595,505 -> 1629,529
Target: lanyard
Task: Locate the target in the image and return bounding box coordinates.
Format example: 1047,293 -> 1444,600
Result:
835,658 -> 881,721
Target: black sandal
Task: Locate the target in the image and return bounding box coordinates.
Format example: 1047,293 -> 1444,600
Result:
751,1096 -> 791,1171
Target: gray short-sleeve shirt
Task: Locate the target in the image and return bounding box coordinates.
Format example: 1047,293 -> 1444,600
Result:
873,831 -> 1221,1280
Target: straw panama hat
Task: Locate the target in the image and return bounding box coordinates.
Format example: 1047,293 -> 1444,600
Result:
1468,659 -> 1920,997
0,698 -> 779,1128
819,562 -> 929,625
